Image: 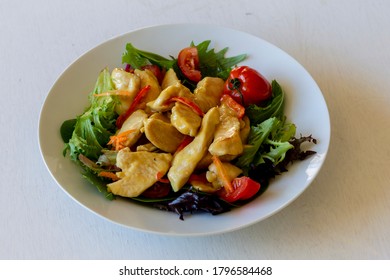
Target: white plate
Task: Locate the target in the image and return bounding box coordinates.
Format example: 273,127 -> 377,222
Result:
39,24 -> 330,236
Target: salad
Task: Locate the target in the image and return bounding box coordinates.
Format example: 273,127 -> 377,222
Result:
61,40 -> 316,220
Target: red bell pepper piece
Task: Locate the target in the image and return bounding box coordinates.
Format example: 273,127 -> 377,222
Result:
168,96 -> 204,117
116,85 -> 151,128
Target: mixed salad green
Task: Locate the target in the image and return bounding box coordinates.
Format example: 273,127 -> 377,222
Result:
61,40 -> 316,219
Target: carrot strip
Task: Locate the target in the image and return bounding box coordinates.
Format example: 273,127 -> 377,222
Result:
107,129 -> 135,151
93,90 -> 133,97
98,171 -> 119,181
212,155 -> 233,193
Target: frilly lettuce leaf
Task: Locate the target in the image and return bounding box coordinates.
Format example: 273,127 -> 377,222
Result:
236,117 -> 296,174
63,68 -> 118,161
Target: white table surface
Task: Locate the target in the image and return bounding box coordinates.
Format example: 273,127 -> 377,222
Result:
1,0 -> 390,260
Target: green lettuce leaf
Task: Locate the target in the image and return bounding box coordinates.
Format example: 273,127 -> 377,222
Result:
245,80 -> 285,125
63,68 -> 118,161
259,120 -> 296,165
192,40 -> 247,80
121,40 -> 246,90
82,170 -> 115,200
236,117 -> 296,174
236,117 -> 279,172
122,43 -> 176,69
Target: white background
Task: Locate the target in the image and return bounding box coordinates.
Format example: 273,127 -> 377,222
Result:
1,0 -> 390,259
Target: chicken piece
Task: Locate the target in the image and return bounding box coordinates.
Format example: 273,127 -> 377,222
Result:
107,149 -> 172,197
111,68 -> 141,115
194,77 -> 225,112
208,98 -> 244,157
134,69 -> 162,111
116,109 -> 148,148
195,152 -> 213,170
170,102 -> 202,137
168,107 -> 220,192
161,68 -> 180,89
144,115 -> 185,153
206,161 -> 242,189
148,112 -> 171,123
189,174 -> 219,193
208,115 -> 243,157
147,83 -> 193,112
136,143 -> 158,152
111,68 -> 141,92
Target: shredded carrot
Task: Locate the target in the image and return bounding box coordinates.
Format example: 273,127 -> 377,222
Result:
93,89 -> 133,97
98,171 -> 119,181
212,155 -> 233,193
156,172 -> 170,184
107,129 -> 135,151
168,96 -> 204,117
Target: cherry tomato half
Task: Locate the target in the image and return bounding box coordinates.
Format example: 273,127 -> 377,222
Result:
218,176 -> 261,203
177,47 -> 202,83
223,66 -> 272,107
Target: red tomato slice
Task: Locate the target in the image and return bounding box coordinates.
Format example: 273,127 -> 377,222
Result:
218,176 -> 261,203
223,66 -> 272,107
177,47 -> 202,82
